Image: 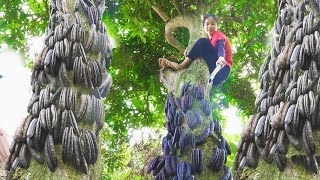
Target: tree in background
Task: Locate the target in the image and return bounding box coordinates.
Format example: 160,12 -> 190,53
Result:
0,0 -> 277,179
4,0 -> 113,179
235,0 -> 320,179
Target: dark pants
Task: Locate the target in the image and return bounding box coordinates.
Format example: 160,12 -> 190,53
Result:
187,38 -> 231,86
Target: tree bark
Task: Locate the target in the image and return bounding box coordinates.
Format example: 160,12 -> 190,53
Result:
152,58 -> 232,179
5,0 -> 112,179
149,2 -> 235,178
236,0 -> 320,179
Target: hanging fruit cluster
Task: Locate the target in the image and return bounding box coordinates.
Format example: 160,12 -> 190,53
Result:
235,0 -> 320,174
147,81 -> 233,179
5,0 -> 112,176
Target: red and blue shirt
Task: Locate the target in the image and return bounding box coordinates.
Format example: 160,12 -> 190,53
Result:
209,31 -> 233,68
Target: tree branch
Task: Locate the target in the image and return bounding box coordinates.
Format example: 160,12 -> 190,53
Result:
172,0 -> 183,15
165,15 -> 192,54
201,0 -> 219,13
151,5 -> 170,22
219,16 -> 242,23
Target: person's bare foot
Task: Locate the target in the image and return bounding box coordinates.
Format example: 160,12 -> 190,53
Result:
159,58 -> 180,71
159,58 -> 172,69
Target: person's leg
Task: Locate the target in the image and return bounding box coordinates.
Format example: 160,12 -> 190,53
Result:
212,65 -> 231,86
159,57 -> 192,70
187,38 -> 218,73
209,66 -> 230,95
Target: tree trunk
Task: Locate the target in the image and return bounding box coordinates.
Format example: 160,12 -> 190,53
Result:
235,0 -> 320,179
148,58 -> 233,179
4,0 -> 112,179
147,9 -> 233,180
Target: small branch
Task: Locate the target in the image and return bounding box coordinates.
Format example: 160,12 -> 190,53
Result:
196,0 -> 219,14
204,1 -> 219,13
151,5 -> 170,22
219,16 -> 243,23
172,0 -> 183,15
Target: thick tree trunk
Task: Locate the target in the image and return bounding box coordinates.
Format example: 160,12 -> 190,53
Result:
4,0 -> 112,179
236,0 -> 320,179
146,2 -> 237,178
149,59 -> 233,179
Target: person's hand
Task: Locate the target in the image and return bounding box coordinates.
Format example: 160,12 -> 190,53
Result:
216,56 -> 227,67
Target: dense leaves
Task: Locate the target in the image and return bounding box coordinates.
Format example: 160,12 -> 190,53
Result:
107,0 -> 277,119
0,0 -> 48,51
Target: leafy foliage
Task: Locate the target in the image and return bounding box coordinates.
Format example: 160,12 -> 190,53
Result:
101,128 -> 131,180
0,0 -> 48,51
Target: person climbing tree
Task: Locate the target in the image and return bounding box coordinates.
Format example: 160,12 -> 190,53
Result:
159,14 -> 232,89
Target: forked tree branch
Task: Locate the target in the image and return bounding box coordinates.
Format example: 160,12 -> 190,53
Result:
151,5 -> 170,22
165,15 -> 192,54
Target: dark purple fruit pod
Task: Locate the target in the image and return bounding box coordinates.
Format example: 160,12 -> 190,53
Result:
214,119 -> 222,138
196,128 -> 210,145
193,85 -> 199,97
166,121 -> 175,135
175,97 -> 182,109
173,127 -> 182,148
220,165 -> 232,180
208,147 -> 219,169
181,80 -> 191,96
182,94 -> 192,112
162,136 -> 170,155
200,99 -> 212,116
177,161 -> 191,179
157,157 -> 165,171
146,155 -> 160,174
194,84 -> 204,100
168,139 -> 176,154
198,149 -> 204,173
181,133 -> 193,151
198,85 -> 205,99
174,110 -> 183,127
165,91 -> 176,113
179,132 -> 186,151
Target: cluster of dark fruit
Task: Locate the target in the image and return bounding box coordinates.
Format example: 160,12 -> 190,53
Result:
5,0 -> 113,177
147,82 -> 232,179
235,0 -> 320,174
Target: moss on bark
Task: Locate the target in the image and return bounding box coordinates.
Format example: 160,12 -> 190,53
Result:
237,131 -> 320,179
9,141 -> 102,180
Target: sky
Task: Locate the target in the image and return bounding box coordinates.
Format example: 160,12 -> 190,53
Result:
0,50 -> 32,142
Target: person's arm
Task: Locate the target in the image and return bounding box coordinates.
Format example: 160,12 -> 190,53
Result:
216,40 -> 225,57
216,39 -> 227,66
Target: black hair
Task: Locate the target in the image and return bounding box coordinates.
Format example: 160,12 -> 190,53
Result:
202,14 -> 219,26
